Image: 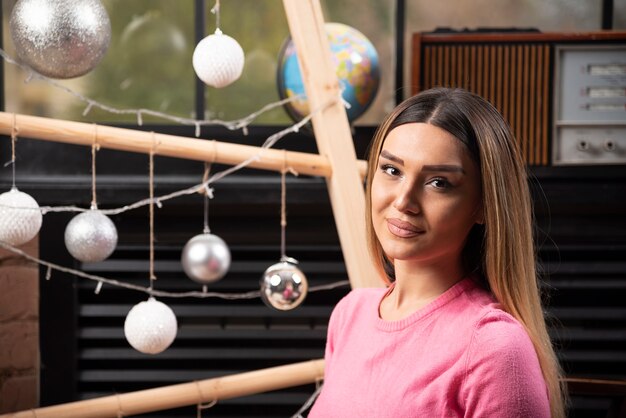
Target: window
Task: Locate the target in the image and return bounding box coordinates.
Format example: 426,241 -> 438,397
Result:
2,0 -> 395,126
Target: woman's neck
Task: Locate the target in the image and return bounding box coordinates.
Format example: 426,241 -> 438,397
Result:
379,259 -> 466,321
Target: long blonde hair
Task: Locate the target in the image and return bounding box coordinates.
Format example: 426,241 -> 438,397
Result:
365,88 -> 566,418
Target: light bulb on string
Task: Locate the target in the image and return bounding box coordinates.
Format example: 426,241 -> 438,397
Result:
260,158 -> 308,311
181,163 -> 231,285
192,0 -> 244,88
0,114 -> 43,247
125,139 -> 178,355
64,126 -> 117,263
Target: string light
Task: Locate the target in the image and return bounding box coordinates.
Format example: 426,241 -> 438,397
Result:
0,44 -> 349,301
0,240 -> 349,299
291,383 -> 324,418
0,47 -> 304,136
1,93 -> 330,217
0,87 -> 345,300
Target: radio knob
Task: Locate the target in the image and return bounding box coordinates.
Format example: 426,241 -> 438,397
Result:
604,140 -> 617,152
577,140 -> 590,152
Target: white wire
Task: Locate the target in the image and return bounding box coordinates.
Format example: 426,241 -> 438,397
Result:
0,240 -> 349,299
0,47 -> 304,135
0,47 -> 351,301
291,383 -> 324,418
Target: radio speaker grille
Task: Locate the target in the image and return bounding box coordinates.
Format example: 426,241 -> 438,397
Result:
413,36 -> 551,165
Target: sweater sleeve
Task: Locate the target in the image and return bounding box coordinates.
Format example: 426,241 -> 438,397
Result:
460,311 -> 551,418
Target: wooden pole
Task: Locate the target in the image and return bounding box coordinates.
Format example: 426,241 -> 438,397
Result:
0,112 -> 367,179
282,0 -> 383,288
0,360 -> 325,418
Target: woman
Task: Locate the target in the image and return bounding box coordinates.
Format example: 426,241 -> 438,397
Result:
310,88 -> 566,417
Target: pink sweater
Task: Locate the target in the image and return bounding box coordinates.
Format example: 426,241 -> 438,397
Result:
309,278 -> 550,417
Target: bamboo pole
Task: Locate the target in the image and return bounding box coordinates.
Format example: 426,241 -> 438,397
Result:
283,0 -> 383,288
0,360 -> 325,418
0,112 -> 367,179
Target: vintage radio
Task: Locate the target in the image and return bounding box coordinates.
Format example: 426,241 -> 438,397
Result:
411,31 -> 626,165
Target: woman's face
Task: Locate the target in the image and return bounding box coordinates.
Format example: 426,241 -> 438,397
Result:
371,122 -> 482,268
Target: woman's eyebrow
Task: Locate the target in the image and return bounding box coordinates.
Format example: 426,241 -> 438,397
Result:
422,165 -> 465,173
380,150 -> 404,165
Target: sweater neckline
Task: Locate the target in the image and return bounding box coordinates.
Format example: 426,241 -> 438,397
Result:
374,277 -> 475,332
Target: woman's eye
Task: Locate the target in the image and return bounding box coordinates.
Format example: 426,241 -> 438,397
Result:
429,178 -> 451,189
381,164 -> 400,176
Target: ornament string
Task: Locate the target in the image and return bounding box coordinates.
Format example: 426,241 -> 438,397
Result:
91,124 -> 100,209
4,113 -> 18,189
195,381 -> 217,418
211,0 -> 221,33
0,240 -> 350,298
211,139 -> 218,164
115,393 -> 125,418
280,150 -> 299,260
148,133 -> 159,288
202,163 -> 213,234
0,48 -> 304,135
280,160 -> 287,260
200,162 -> 214,294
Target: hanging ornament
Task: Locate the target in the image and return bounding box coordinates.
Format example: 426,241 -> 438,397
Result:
192,29 -> 245,88
0,187 -> 42,246
260,165 -> 307,311
181,233 -> 231,284
9,0 -> 111,79
260,256 -> 308,311
64,209 -> 117,263
124,297 -> 177,355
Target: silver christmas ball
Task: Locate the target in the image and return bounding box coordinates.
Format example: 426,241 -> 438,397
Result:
0,187 -> 42,246
192,29 -> 244,88
9,0 -> 111,79
181,233 -> 231,284
124,297 -> 177,355
64,209 -> 117,263
260,257 -> 308,311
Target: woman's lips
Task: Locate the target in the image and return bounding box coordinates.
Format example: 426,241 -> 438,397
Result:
386,218 -> 424,238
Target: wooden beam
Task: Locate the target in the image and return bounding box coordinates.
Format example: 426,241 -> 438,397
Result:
282,0 -> 383,288
0,360 -> 325,418
0,112 -> 367,179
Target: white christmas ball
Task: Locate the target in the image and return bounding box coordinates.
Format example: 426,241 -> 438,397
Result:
192,29 -> 244,88
64,209 -> 117,263
0,187 -> 42,246
260,257 -> 308,311
181,233 -> 231,284
124,297 -> 177,354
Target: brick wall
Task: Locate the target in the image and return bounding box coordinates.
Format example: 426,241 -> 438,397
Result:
0,238 -> 39,413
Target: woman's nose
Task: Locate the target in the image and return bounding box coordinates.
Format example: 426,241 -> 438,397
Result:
392,182 -> 420,214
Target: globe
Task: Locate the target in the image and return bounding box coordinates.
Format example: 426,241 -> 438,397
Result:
277,22 -> 380,123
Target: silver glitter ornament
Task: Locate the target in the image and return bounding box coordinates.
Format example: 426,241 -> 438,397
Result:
64,209 -> 117,263
9,0 -> 111,79
0,187 -> 42,246
181,233 -> 231,284
260,257 -> 308,311
124,297 -> 177,355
